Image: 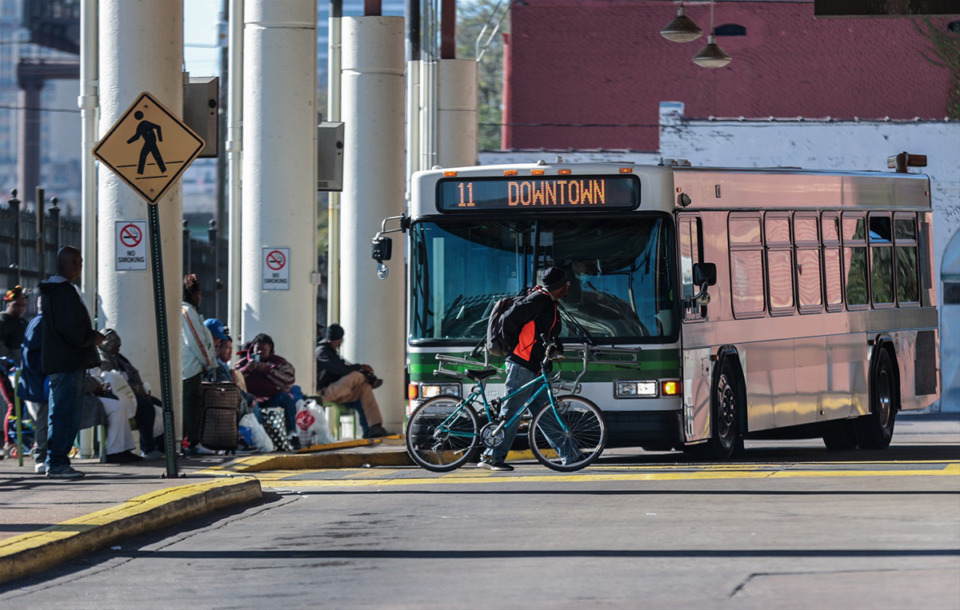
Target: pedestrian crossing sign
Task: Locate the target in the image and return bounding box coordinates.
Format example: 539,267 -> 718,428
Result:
94,91 -> 205,205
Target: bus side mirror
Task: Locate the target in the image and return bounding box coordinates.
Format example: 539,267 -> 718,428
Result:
693,262 -> 716,287
372,236 -> 392,262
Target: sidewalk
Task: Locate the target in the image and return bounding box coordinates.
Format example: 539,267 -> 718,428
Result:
0,437 -> 410,584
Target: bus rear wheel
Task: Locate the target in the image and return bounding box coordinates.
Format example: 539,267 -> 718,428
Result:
708,359 -> 744,460
857,349 -> 897,450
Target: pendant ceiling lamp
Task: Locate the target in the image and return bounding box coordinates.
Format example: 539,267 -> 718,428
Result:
693,0 -> 731,68
660,1 -> 702,43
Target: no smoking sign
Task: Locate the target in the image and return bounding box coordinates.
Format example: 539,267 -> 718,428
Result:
116,221 -> 147,270
262,247 -> 290,291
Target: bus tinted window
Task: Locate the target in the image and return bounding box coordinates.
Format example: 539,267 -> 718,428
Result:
869,215 -> 892,243
897,246 -> 919,303
731,250 -> 765,316
895,216 -> 917,241
729,216 -> 761,244
767,249 -> 795,312
765,214 -> 791,245
797,248 -> 822,310
845,246 -> 869,307
795,215 -> 818,244
824,248 -> 843,310
872,247 -> 894,304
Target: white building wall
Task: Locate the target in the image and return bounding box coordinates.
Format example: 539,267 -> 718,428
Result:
481,103 -> 960,410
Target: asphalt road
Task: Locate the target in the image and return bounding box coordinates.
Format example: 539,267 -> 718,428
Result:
2,414 -> 958,609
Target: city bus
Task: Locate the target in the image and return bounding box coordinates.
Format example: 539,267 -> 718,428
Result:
372,159 -> 940,458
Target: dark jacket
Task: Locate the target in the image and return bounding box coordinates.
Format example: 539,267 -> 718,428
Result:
0,312 -> 27,364
38,279 -> 101,374
503,286 -> 563,373
17,314 -> 47,402
315,340 -> 361,390
235,351 -> 296,400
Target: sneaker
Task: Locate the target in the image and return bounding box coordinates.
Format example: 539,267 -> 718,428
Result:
478,460 -> 514,472
34,462 -> 47,474
105,451 -> 143,464
363,424 -> 393,439
46,465 -> 85,479
140,449 -> 164,460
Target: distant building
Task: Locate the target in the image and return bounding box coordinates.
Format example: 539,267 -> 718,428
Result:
503,0 -> 957,151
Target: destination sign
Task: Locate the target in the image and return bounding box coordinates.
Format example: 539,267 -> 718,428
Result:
437,175 -> 640,212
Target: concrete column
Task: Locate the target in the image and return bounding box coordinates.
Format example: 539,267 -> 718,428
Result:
241,0 -> 318,392
437,59 -> 477,167
340,16 -> 405,430
98,0 -> 184,436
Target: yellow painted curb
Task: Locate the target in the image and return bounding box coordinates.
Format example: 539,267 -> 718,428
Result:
0,477 -> 262,585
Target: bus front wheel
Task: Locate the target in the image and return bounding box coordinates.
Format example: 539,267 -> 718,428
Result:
708,359 -> 744,460
857,349 -> 897,450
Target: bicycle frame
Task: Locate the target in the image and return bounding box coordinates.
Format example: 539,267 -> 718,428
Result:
432,366 -> 568,444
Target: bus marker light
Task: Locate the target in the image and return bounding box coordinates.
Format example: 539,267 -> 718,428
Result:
662,380 -> 680,396
558,169 -> 572,175
503,170 -> 518,176
531,169 -> 545,175
408,384 -> 419,400
619,167 -> 633,174
443,171 -> 458,177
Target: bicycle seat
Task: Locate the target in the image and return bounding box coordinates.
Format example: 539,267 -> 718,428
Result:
464,368 -> 499,381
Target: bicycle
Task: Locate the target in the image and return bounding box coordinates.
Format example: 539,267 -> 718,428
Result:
405,342 -> 607,473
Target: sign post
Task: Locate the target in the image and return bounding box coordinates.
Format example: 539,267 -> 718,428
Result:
94,92 -> 205,478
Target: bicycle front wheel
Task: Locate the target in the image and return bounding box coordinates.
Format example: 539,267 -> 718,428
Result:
529,395 -> 606,472
405,395 -> 480,472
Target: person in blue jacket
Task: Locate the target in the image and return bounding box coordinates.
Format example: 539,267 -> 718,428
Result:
18,300 -> 49,473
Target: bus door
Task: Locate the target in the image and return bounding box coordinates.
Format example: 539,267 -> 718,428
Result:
677,213 -> 712,444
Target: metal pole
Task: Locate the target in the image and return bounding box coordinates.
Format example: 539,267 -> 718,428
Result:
79,0 -> 98,318
148,204 -> 179,477
8,190 -> 21,286
326,0 -> 342,326
36,186 -> 45,281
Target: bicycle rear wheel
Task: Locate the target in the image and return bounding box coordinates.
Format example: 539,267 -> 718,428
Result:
405,395 -> 480,472
529,395 -> 606,472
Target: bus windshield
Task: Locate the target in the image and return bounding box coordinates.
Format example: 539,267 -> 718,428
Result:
410,216 -> 677,343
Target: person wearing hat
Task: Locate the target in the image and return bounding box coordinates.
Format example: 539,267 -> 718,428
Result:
0,285 -> 27,364
479,266 -> 570,471
315,324 -> 392,439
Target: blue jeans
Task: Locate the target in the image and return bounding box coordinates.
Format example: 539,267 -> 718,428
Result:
484,362 -> 548,464
262,392 -> 297,435
46,370 -> 84,470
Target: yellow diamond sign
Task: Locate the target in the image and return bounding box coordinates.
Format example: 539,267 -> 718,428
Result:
94,92 -> 205,205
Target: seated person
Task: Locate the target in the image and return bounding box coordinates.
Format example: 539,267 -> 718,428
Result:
235,333 -> 299,447
85,372 -> 141,463
98,329 -> 163,459
315,324 -> 392,439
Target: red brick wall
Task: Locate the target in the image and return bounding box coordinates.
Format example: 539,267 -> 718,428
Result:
504,1 -> 955,150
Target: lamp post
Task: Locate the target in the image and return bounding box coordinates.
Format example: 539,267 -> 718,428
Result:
8,189 -> 21,286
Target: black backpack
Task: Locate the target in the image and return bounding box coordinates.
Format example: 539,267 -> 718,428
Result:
484,294 -> 524,357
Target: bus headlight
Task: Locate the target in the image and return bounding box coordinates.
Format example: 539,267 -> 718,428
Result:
615,380 -> 658,398
416,383 -> 462,399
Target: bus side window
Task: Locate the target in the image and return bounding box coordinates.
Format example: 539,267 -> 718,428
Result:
679,215 -> 704,320
895,213 -> 920,305
766,213 -> 794,315
869,213 -> 894,306
795,214 -> 822,313
729,214 -> 765,318
822,213 -> 843,312
842,212 -> 869,309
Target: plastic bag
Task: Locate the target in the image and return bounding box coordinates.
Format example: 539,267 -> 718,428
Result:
239,412 -> 274,453
296,398 -> 335,447
260,407 -> 291,452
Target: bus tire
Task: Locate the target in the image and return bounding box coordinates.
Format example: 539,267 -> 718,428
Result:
708,358 -> 744,460
857,348 -> 897,450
